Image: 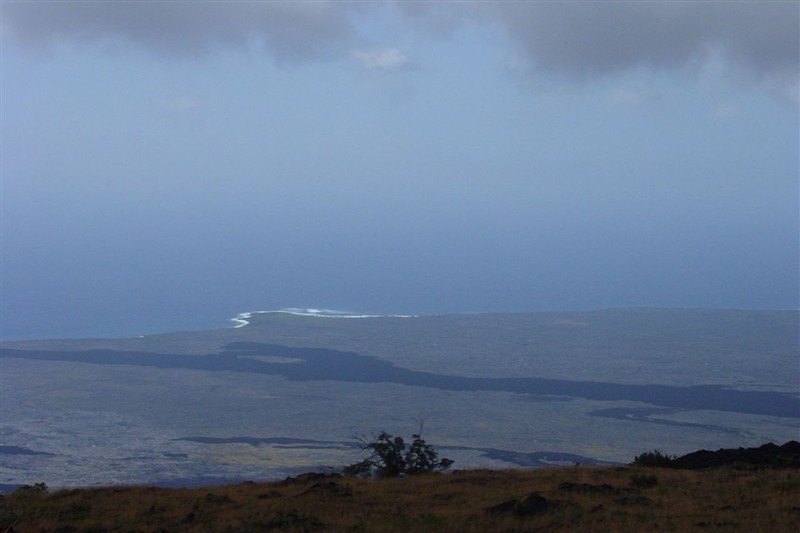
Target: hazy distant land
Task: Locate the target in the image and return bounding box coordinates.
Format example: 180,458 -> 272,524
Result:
1,308 -> 797,492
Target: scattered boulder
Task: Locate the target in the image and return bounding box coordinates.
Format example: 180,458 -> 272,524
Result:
486,492 -> 549,517
695,521 -> 738,528
298,481 -> 352,497
277,472 -> 341,486
519,492 -> 549,515
485,499 -> 519,516
559,482 -> 616,494
261,510 -> 324,530
613,495 -> 653,505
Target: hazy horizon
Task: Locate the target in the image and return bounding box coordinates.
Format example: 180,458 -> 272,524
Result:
2,2 -> 798,341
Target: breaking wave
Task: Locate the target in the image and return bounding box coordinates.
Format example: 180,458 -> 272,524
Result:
230,308 -> 416,328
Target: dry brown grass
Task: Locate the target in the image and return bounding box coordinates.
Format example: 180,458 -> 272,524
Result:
2,466 -> 799,532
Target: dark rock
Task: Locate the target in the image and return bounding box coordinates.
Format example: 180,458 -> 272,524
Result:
277,472 -> 341,486
613,495 -> 653,505
298,481 -> 352,497
559,482 -> 616,494
519,492 -> 549,515
486,493 -> 549,517
262,510 -> 324,530
485,499 -> 519,516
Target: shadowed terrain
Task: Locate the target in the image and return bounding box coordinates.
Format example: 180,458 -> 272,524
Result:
3,460 -> 799,532
2,342 -> 797,418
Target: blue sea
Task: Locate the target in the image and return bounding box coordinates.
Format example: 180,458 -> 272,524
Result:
0,304 -> 421,341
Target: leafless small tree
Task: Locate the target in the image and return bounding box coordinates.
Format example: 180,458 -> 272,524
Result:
344,431 -> 453,478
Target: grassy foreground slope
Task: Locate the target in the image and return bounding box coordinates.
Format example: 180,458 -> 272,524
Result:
2,465 -> 799,532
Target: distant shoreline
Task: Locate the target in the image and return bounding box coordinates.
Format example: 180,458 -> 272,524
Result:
2,307 -> 797,343
230,308 -> 419,328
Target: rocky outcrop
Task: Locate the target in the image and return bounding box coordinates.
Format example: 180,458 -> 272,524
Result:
486,492 -> 549,517
671,441 -> 800,469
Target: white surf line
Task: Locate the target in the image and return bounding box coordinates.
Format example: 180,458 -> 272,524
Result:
280,307 -> 418,319
230,311 -> 263,328
230,308 -> 417,328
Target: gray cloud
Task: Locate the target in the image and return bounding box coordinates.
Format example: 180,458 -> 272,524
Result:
479,1 -> 798,80
1,1 -> 356,61
4,1 -> 797,83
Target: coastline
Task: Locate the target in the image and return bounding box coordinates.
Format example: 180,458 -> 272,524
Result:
230,308 -> 418,329
1,309 -> 797,492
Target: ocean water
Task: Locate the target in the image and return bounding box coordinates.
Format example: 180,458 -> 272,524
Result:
4,221 -> 797,342
1,308 -> 798,490
0,306 -> 421,342
0,296 -> 436,341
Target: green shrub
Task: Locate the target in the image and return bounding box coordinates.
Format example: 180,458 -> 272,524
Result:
632,450 -> 676,467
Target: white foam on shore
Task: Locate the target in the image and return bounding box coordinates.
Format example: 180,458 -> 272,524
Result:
230,308 -> 416,328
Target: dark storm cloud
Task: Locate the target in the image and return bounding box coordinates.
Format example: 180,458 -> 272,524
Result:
1,1 -> 356,61
4,1 -> 797,81
479,1 -> 798,79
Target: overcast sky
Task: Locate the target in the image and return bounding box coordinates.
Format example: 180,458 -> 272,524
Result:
1,1 -> 798,339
